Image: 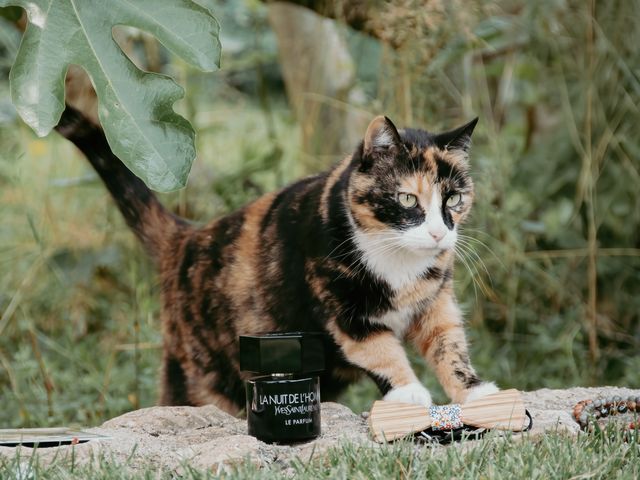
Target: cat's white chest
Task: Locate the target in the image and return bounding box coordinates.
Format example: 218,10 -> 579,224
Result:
369,305 -> 416,337
351,230 -> 438,291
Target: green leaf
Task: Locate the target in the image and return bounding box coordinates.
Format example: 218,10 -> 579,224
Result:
1,0 -> 221,191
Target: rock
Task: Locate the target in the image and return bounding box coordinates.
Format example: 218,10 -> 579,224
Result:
523,386 -> 640,436
1,387 -> 638,473
177,435 -> 263,474
101,404 -> 245,436
0,402 -> 369,473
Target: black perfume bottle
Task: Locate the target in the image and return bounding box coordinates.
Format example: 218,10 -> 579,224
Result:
239,332 -> 325,444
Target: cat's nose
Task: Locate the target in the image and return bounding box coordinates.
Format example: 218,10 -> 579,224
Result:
429,229 -> 445,242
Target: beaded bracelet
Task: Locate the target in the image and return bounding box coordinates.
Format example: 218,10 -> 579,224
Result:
573,395 -> 639,432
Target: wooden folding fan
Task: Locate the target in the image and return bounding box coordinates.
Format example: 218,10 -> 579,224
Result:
369,389 -> 529,443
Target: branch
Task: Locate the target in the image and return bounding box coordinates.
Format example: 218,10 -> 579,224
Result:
263,0 -> 398,46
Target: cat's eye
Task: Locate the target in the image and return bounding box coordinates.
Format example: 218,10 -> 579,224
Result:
446,193 -> 462,208
398,193 -> 418,208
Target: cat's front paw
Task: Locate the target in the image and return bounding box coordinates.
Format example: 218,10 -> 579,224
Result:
383,382 -> 433,407
463,382 -> 500,403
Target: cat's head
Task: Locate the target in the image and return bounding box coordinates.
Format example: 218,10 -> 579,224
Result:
347,115 -> 477,258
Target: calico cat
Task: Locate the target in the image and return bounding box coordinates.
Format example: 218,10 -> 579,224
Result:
55,107 -> 497,414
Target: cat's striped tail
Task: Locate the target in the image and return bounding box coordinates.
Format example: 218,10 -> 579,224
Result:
55,106 -> 188,261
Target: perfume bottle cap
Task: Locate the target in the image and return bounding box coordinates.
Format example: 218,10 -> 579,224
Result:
239,332 -> 325,374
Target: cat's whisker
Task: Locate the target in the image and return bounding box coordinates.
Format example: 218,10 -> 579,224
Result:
455,241 -> 482,278
454,245 -> 479,302
456,241 -> 493,297
456,237 -> 492,283
455,242 -> 492,298
457,231 -> 505,269
324,236 -> 357,261
458,232 -> 501,255
334,243 -> 383,280
356,231 -> 405,243
325,230 -> 394,263
327,238 -> 363,262
337,240 -> 403,280
457,234 -> 502,278
462,245 -> 492,284
344,237 -> 416,281
456,244 -> 484,285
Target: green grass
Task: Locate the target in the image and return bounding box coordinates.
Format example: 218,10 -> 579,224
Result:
1,429 -> 639,479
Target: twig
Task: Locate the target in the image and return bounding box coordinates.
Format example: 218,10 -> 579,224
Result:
28,326 -> 56,418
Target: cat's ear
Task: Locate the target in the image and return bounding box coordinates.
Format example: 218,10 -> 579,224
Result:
434,117 -> 478,153
363,115 -> 402,155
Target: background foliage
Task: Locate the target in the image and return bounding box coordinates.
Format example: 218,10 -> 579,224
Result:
0,0 -> 638,427
0,0 -> 221,192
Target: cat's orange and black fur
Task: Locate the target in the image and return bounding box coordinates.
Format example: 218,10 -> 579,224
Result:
55,107 -> 497,414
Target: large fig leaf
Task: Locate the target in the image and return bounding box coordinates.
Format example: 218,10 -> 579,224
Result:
0,0 -> 220,191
